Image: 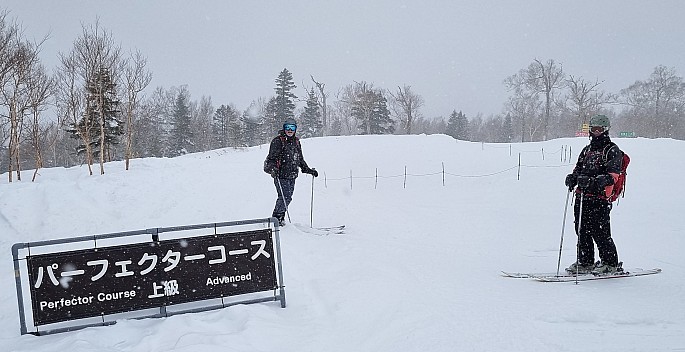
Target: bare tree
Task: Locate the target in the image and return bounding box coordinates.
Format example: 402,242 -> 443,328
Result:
339,81 -> 377,134
534,59 -> 564,139
332,85 -> 358,135
621,65 -> 685,138
26,60 -> 53,181
0,17 -> 46,182
55,52 -> 87,168
388,85 -> 424,134
122,49 -> 152,170
505,91 -> 543,142
0,10 -> 17,84
504,58 -> 564,140
310,75 -> 328,136
133,86 -> 176,158
0,14 -> 21,181
58,19 -> 124,175
562,75 -> 615,135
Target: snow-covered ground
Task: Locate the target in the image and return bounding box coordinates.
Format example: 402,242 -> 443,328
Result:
0,134 -> 683,351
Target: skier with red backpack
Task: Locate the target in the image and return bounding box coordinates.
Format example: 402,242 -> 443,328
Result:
264,118 -> 318,226
564,114 -> 630,275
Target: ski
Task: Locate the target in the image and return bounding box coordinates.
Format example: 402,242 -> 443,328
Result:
314,225 -> 345,232
502,267 -> 662,280
533,268 -> 661,282
501,271 -> 584,279
293,223 -> 345,235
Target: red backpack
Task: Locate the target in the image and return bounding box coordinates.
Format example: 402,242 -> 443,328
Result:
607,148 -> 630,202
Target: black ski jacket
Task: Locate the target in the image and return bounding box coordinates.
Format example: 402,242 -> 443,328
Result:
572,133 -> 623,198
263,131 -> 311,179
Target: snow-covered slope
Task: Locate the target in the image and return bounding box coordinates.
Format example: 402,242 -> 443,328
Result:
1,135 -> 683,351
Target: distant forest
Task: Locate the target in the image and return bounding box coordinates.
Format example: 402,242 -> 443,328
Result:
2,11 -> 684,181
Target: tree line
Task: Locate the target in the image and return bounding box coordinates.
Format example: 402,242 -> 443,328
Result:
2,11 -> 684,182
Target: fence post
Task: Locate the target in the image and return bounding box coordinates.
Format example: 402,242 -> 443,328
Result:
350,170 -> 353,190
375,168 -> 378,189
518,153 -> 521,180
442,162 -> 445,186
403,166 -> 407,189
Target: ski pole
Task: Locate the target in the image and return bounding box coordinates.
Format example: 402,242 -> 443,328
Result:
575,193 -> 584,284
276,178 -> 292,224
310,175 -> 315,228
555,188 -> 573,277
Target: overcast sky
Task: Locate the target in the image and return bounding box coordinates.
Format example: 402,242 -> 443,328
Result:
5,1 -> 685,119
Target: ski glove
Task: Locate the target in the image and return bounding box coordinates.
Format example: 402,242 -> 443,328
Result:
565,174 -> 577,190
595,174 -> 614,188
270,168 -> 279,178
576,175 -> 595,191
306,167 -> 319,177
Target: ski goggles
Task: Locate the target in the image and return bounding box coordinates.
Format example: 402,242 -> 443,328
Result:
284,124 -> 297,131
590,126 -> 605,134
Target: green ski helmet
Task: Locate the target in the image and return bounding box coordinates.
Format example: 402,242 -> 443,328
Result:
589,114 -> 610,131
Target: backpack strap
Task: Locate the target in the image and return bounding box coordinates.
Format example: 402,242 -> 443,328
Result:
601,142 -> 618,163
279,135 -> 286,153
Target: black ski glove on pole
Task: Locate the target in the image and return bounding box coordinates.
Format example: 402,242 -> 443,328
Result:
576,175 -> 595,191
565,174 -> 577,191
595,174 -> 614,188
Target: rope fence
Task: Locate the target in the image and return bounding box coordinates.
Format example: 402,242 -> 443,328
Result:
321,144 -> 576,189
479,142 -> 574,163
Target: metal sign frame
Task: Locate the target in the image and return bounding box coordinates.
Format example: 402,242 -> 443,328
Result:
12,218 -> 285,335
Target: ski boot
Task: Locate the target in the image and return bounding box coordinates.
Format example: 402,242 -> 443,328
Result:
565,261 -> 595,275
592,261 -> 624,275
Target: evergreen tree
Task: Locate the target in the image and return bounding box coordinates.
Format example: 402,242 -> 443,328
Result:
169,88 -> 193,155
213,104 -> 230,148
213,104 -> 241,148
274,68 -> 297,124
369,91 -> 395,134
263,96 -> 280,136
353,87 -> 395,135
446,110 -> 469,140
299,88 -> 323,138
445,110 -> 458,138
69,67 -> 123,161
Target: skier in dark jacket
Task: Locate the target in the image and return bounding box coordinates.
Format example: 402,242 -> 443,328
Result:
264,118 -> 318,226
564,114 -> 624,275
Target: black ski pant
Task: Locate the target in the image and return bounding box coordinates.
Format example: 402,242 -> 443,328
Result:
573,194 -> 619,266
272,177 -> 296,219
